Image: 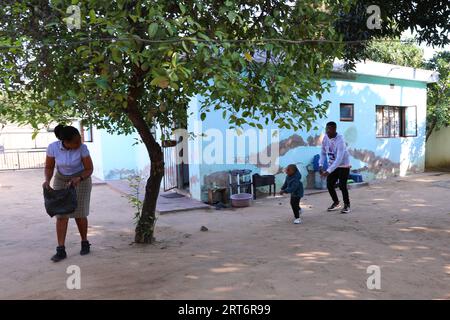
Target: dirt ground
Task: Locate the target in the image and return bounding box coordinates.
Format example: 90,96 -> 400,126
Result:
0,169 -> 449,299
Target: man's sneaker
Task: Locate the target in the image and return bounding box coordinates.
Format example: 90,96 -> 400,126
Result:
51,246 -> 67,262
341,205 -> 351,214
327,202 -> 341,211
80,240 -> 91,255
294,218 -> 302,224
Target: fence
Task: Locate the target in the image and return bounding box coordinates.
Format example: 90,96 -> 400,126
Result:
0,149 -> 47,170
163,144 -> 178,191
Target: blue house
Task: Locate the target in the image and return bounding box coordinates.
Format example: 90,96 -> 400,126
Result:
83,60 -> 438,202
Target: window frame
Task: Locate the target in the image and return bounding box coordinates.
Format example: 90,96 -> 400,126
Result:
376,105 -> 417,138
340,103 -> 354,122
400,106 -> 417,137
376,105 -> 399,138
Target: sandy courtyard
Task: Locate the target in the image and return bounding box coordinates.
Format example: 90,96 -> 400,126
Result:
0,169 -> 449,299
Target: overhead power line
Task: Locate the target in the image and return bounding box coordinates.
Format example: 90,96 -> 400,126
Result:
0,37 -> 417,50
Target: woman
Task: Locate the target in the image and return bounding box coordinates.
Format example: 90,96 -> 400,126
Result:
43,124 -> 94,262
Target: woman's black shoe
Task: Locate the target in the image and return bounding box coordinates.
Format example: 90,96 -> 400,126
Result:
51,246 -> 67,262
80,241 -> 91,255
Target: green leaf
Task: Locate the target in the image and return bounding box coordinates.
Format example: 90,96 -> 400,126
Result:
150,76 -> 169,88
200,112 -> 206,121
148,23 -> 158,38
178,3 -> 186,14
76,46 -> 90,54
197,32 -> 210,41
89,9 -> 96,23
171,52 -> 178,66
95,77 -> 109,90
170,82 -> 179,90
227,12 -> 237,24
181,41 -> 189,53
45,22 -> 59,28
91,54 -> 104,64
110,48 -> 122,64
64,99 -> 74,107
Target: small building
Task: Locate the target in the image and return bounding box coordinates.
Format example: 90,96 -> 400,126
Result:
85,60 -> 438,202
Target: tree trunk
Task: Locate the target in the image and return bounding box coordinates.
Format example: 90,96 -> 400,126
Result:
134,155 -> 164,243
127,107 -> 164,244
125,65 -> 164,243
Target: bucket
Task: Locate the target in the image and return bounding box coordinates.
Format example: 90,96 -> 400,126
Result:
230,193 -> 253,208
314,171 -> 327,189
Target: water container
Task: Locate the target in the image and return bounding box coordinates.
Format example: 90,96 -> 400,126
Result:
312,155 -> 320,171
230,193 -> 253,207
312,154 -> 328,172
314,171 -> 327,189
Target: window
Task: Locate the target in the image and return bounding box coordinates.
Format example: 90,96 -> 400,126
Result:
402,106 -> 417,137
376,106 -> 400,137
340,103 -> 354,121
376,105 -> 417,138
80,123 -> 93,142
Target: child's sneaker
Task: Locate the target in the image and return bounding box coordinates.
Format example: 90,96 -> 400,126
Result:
293,218 -> 302,224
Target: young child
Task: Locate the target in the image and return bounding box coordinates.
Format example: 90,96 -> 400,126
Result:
280,164 -> 304,224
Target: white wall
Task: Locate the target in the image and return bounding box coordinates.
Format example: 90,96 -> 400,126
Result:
83,127 -> 105,180
0,123 -> 57,150
426,126 -> 450,169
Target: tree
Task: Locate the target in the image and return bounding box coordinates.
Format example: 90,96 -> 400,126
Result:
425,51 -> 450,141
365,39 -> 424,68
0,0 -> 351,243
0,0 -> 448,243
335,0 -> 449,69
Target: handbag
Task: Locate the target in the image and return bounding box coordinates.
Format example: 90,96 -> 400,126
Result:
43,186 -> 78,217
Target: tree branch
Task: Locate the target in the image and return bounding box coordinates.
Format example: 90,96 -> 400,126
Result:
125,65 -> 161,161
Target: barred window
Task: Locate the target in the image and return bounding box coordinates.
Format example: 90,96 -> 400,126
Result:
376,105 -> 417,138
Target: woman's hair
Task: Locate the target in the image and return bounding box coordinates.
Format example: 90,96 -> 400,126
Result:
54,124 -> 80,141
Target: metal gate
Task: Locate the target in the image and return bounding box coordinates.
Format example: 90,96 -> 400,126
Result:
0,149 -> 47,170
163,144 -> 178,191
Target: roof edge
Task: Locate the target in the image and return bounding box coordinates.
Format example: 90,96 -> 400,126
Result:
333,60 -> 439,83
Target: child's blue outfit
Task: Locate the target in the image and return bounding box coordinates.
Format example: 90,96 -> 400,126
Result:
281,170 -> 304,219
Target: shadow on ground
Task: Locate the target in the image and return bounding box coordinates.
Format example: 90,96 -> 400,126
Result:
0,170 -> 449,299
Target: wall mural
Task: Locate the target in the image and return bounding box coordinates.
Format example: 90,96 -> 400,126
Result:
201,133 -> 419,193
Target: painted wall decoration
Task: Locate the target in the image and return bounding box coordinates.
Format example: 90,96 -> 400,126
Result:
186,73 -> 429,201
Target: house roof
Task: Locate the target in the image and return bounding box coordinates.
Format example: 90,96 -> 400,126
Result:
333,60 -> 439,83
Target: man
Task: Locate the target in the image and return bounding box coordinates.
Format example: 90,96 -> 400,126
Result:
319,121 -> 351,213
